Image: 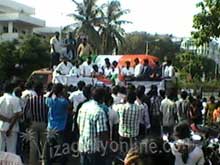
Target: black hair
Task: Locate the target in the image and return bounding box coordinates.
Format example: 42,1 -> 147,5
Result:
112,85 -> 119,95
14,87 -> 22,98
181,91 -> 188,100
4,81 -> 14,93
127,91 -> 136,104
47,83 -> 53,92
173,122 -> 191,139
118,86 -> 127,95
83,84 -> 92,99
51,83 -> 64,97
77,81 -> 86,91
92,87 -> 105,103
25,80 -> 34,90
125,138 -> 174,165
34,82 -> 43,95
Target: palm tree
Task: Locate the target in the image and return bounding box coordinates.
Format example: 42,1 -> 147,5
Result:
99,1 -> 130,54
67,0 -> 104,53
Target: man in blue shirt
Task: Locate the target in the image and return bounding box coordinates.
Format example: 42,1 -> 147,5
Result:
45,83 -> 72,165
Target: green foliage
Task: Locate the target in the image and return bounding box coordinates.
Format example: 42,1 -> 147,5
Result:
0,40 -> 19,80
67,0 -> 129,54
99,1 -> 130,54
17,35 -> 50,78
175,51 -> 216,80
192,0 -> 220,46
118,32 -> 180,59
0,35 -> 50,80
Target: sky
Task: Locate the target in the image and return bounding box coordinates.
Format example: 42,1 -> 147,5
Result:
15,0 -> 200,37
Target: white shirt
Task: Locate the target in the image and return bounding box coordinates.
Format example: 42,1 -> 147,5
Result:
0,151 -> 23,165
164,65 -> 175,78
54,61 -> 73,75
69,66 -> 81,76
170,143 -> 205,165
108,107 -> 119,140
21,90 -> 37,103
134,63 -> 143,77
80,62 -> 93,77
50,36 -> 62,54
0,93 -> 22,132
135,100 -> 151,129
121,67 -> 134,76
69,90 -> 86,112
103,67 -> 113,77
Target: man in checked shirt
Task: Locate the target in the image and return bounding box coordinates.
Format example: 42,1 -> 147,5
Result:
24,82 -> 48,165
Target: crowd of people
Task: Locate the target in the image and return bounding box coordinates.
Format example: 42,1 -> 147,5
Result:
0,75 -> 219,165
50,32 -> 176,85
0,32 -> 219,165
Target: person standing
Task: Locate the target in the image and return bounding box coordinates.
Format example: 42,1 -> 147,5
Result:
45,83 -> 72,165
64,32 -> 76,61
176,91 -> 190,123
24,82 -> 48,165
160,89 -> 177,136
77,88 -> 109,165
0,82 -> 22,153
50,32 -> 62,70
164,59 -> 175,79
77,38 -> 93,60
134,58 -> 143,78
114,91 -> 142,152
148,85 -> 162,136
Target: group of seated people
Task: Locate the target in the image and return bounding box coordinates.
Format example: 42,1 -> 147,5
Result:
53,56 -> 163,84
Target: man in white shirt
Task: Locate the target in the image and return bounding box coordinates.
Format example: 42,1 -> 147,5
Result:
54,57 -> 73,76
21,81 -> 37,103
80,56 -> 93,77
121,61 -> 134,77
69,81 -> 86,132
69,61 -> 81,77
134,58 -> 143,78
50,32 -> 62,70
164,59 -> 175,78
0,82 -> 22,153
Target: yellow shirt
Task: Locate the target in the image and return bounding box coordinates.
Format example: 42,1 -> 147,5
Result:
77,43 -> 92,57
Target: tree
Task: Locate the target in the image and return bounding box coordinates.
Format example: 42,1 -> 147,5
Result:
0,35 -> 50,80
99,0 -> 130,54
118,32 -> 180,59
17,35 -> 50,78
0,40 -> 19,80
192,0 -> 220,46
175,51 -> 216,80
68,0 -> 103,53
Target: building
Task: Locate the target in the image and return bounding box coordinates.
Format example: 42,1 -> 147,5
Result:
181,37 -> 220,64
0,0 -> 59,41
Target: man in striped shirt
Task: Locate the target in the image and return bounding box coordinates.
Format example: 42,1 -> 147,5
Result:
77,88 -> 109,165
24,82 -> 48,165
114,91 -> 142,153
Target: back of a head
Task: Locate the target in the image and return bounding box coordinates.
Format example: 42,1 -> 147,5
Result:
136,85 -> 146,99
34,82 -> 43,95
173,122 -> 191,139
52,83 -> 64,96
25,81 -> 34,90
92,87 -> 105,103
83,84 -> 92,99
125,138 -> 174,165
126,91 -> 136,104
181,91 -> 188,100
4,81 -> 14,94
77,81 -> 86,91
112,85 -> 119,95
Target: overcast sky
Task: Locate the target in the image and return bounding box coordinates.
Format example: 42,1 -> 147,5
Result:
15,0 -> 200,37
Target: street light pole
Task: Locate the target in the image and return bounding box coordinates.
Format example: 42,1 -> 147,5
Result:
145,41 -> 149,55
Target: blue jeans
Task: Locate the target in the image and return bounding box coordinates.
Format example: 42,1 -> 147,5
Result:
80,153 -> 105,165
